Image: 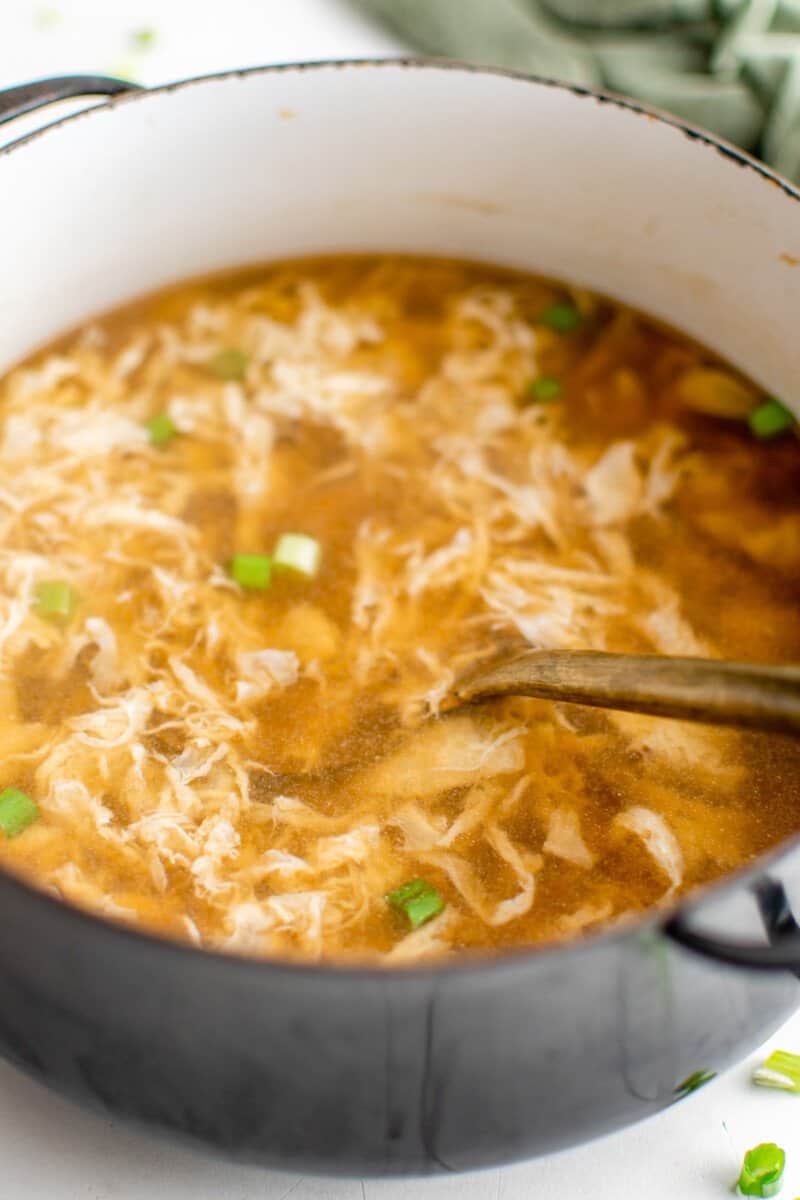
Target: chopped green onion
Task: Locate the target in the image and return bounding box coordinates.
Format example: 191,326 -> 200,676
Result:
210,348 -> 249,381
748,399 -> 795,440
34,580 -> 76,624
528,375 -> 562,403
108,63 -> 140,85
144,412 -> 178,447
386,879 -> 445,930
130,27 -> 157,50
540,303 -> 582,334
273,533 -> 321,578
34,6 -> 62,29
753,1049 -> 800,1093
229,553 -> 272,590
737,1143 -> 786,1198
674,1068 -> 716,1097
0,788 -> 40,838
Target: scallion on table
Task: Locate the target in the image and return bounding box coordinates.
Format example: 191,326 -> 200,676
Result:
753,1049 -> 800,1093
737,1143 -> 786,1198
673,1068 -> 716,1097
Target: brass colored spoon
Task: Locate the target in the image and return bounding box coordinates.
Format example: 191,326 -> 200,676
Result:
447,650 -> 800,736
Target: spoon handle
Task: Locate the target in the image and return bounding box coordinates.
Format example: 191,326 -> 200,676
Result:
452,650 -> 800,736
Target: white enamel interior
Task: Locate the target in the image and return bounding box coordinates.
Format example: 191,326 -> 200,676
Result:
1,62 -> 799,415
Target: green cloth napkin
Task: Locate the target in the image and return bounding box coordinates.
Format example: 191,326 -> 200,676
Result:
353,0 -> 800,181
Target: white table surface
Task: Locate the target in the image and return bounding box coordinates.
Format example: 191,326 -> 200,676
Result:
0,2 -> 798,1196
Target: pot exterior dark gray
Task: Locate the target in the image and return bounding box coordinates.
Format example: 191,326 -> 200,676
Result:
0,866 -> 796,1176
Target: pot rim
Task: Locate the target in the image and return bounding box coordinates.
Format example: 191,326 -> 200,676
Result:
3,55 -> 800,203
1,56 -> 798,983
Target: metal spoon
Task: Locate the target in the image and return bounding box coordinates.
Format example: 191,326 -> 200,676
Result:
447,649 -> 800,736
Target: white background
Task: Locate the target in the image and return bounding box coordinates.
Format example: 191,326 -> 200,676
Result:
0,2 -> 799,1196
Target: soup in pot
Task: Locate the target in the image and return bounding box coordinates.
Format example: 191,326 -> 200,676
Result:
0,255 -> 798,963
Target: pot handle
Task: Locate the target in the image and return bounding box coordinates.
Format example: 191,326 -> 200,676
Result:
0,75 -> 140,129
663,876 -> 800,973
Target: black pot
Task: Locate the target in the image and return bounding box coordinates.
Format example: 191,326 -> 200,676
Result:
0,850 -> 798,1175
0,70 -> 798,1177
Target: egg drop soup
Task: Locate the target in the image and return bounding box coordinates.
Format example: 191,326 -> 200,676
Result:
0,255 -> 798,963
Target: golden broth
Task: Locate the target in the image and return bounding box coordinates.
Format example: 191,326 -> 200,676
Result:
0,255 -> 797,962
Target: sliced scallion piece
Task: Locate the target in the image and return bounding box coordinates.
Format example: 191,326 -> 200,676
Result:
210,348 -> 249,381
748,399 -> 794,440
737,1143 -> 786,1198
34,579 -> 76,624
753,1049 -> 800,1093
229,553 -> 272,590
34,6 -> 62,28
273,533 -> 321,578
386,879 -> 444,930
674,1068 -> 716,1097
528,375 -> 562,403
131,27 -> 157,50
144,412 -> 178,447
0,788 -> 40,838
540,303 -> 582,334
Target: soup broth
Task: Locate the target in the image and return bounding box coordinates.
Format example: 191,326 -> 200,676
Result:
0,255 -> 798,962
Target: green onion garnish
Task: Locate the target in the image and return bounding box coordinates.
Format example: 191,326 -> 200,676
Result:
528,375 -> 562,403
748,399 -> 794,440
540,303 -> 582,334
144,412 -> 178,447
737,1143 -> 786,1197
131,27 -> 157,50
386,879 -> 445,930
108,63 -> 140,86
34,6 -> 62,29
229,553 -> 272,590
210,348 -> 249,381
34,580 -> 76,624
674,1068 -> 716,1097
0,788 -> 40,838
273,533 -> 321,578
753,1049 -> 800,1093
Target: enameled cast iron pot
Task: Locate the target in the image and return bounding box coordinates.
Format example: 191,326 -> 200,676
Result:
0,62 -> 799,1177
